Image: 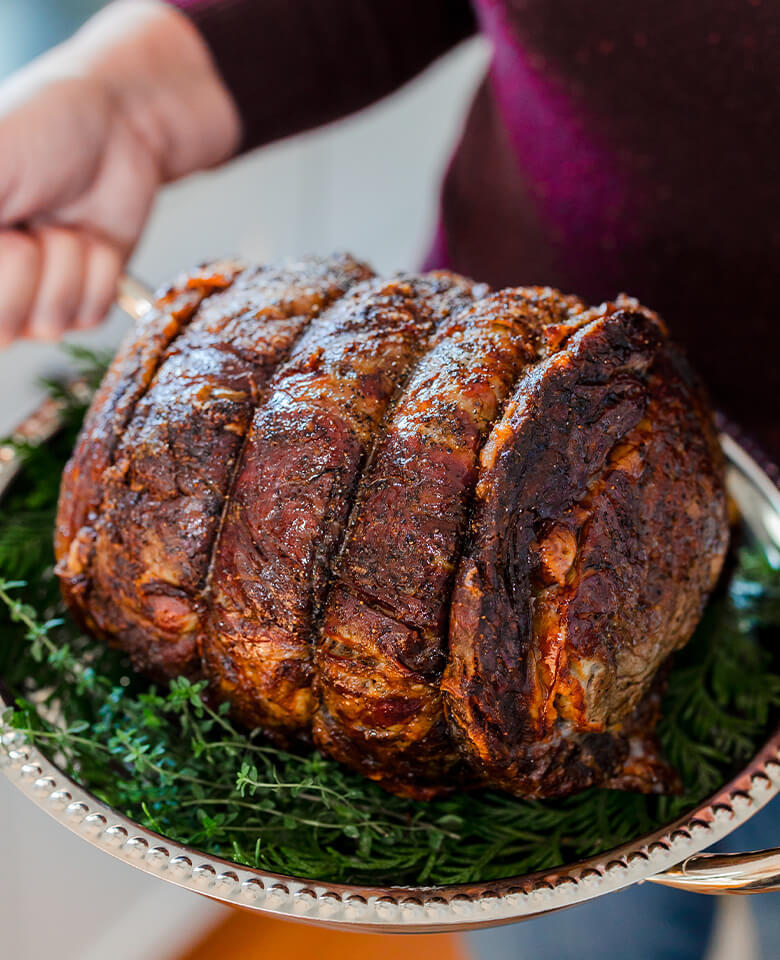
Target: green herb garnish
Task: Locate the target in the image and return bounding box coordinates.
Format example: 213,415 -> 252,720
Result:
1,353 -> 779,886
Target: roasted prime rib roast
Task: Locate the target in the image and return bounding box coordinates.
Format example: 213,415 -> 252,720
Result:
55,254 -> 729,800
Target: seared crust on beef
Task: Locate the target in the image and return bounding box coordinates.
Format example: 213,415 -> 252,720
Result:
314,288 -> 592,798
56,262 -> 730,800
69,256 -> 371,679
201,273 -> 476,739
55,261 -> 243,625
442,305 -> 729,796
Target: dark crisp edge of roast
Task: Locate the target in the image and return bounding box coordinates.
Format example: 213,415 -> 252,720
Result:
54,261 -> 244,631
443,307 -> 728,797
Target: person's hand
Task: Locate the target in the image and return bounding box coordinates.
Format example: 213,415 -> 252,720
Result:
0,0 -> 240,345
0,63 -> 157,344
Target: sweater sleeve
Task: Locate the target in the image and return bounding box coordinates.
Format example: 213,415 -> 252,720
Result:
167,0 -> 476,152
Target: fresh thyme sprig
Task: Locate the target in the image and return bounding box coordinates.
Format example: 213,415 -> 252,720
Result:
0,352 -> 779,885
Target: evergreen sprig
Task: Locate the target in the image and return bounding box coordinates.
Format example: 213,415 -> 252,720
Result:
0,353 -> 779,885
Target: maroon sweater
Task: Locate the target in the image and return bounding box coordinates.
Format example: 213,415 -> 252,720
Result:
171,0 -> 780,455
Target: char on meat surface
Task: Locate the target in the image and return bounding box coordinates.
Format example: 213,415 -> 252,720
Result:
314,287 -> 588,798
443,301 -> 728,796
55,259 -> 243,626
56,255 -> 372,679
202,272 -> 476,739
55,257 -> 729,800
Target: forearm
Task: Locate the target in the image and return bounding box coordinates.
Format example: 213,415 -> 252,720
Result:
66,0 -> 241,180
168,0 -> 476,152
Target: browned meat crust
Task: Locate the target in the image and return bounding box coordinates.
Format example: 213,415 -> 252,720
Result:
68,256 -> 371,678
57,263 -> 730,801
314,288 -> 592,798
201,273 -> 476,739
55,261 -> 244,624
442,304 -> 729,796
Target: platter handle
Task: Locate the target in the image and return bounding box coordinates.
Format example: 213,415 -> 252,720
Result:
117,274 -> 154,321
648,848 -> 780,894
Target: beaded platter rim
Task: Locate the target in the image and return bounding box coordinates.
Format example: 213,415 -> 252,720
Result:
1,396 -> 779,932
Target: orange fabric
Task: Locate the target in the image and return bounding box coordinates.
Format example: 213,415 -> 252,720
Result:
178,908 -> 471,960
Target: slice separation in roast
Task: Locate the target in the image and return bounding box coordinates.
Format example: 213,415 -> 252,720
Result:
201,273 -> 477,739
67,255 -> 372,677
55,260 -> 244,625
313,287 -> 595,798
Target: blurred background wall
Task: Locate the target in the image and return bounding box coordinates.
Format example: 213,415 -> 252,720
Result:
0,3 -> 487,957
